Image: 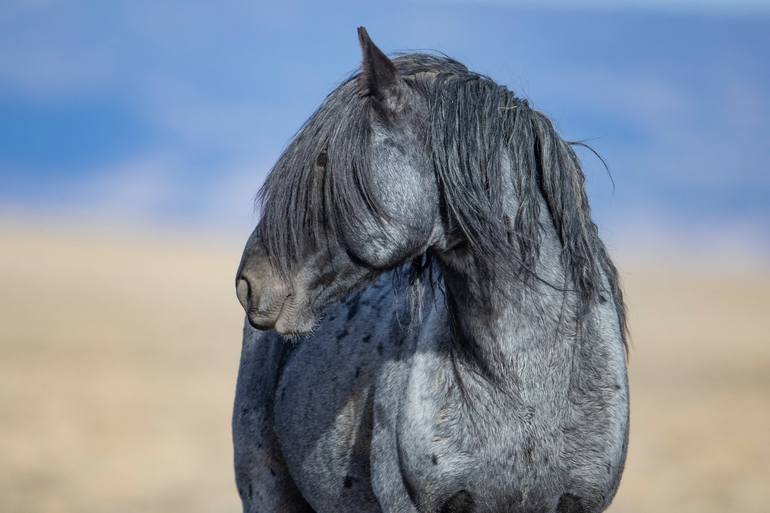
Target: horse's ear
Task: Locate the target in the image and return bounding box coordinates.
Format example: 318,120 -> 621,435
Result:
357,27 -> 400,103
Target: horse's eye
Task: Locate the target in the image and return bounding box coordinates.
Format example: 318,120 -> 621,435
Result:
316,149 -> 328,169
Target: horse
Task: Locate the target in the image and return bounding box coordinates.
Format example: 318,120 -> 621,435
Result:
233,27 -> 628,513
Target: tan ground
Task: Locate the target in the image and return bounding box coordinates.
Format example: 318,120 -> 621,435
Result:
1,222 -> 768,513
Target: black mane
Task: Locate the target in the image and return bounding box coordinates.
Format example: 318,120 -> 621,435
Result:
258,53 -> 626,342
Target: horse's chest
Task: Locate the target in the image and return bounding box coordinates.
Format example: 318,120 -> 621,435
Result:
396,347 -> 627,512
395,354 -> 550,510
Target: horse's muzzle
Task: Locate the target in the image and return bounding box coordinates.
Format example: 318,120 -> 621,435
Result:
235,271 -> 290,331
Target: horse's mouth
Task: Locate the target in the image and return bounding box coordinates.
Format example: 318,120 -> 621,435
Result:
246,301 -> 315,338
277,313 -> 316,337
245,310 -> 277,331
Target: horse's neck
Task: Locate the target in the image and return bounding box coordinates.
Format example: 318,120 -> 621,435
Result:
437,197 -> 578,395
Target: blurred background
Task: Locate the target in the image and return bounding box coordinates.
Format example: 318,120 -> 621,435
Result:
1,1 -> 768,512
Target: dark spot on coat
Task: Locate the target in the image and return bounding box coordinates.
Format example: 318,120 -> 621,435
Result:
557,493 -> 584,513
504,214 -> 514,244
524,443 -> 534,464
355,366 -> 361,378
377,342 -> 384,355
269,467 -> 276,477
441,490 -> 474,513
362,334 -> 371,343
338,328 -> 349,339
343,475 -> 355,488
389,316 -> 403,344
347,293 -> 362,320
431,453 -> 438,465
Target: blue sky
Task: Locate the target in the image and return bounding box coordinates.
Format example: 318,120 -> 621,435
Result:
1,1 -> 768,251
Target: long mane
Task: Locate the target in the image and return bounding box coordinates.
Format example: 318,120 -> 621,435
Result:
258,53 -> 626,342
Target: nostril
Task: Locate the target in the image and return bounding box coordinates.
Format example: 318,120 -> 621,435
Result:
235,269 -> 291,331
236,277 -> 251,310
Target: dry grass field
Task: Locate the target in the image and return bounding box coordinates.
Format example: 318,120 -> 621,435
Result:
1,222 -> 768,513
